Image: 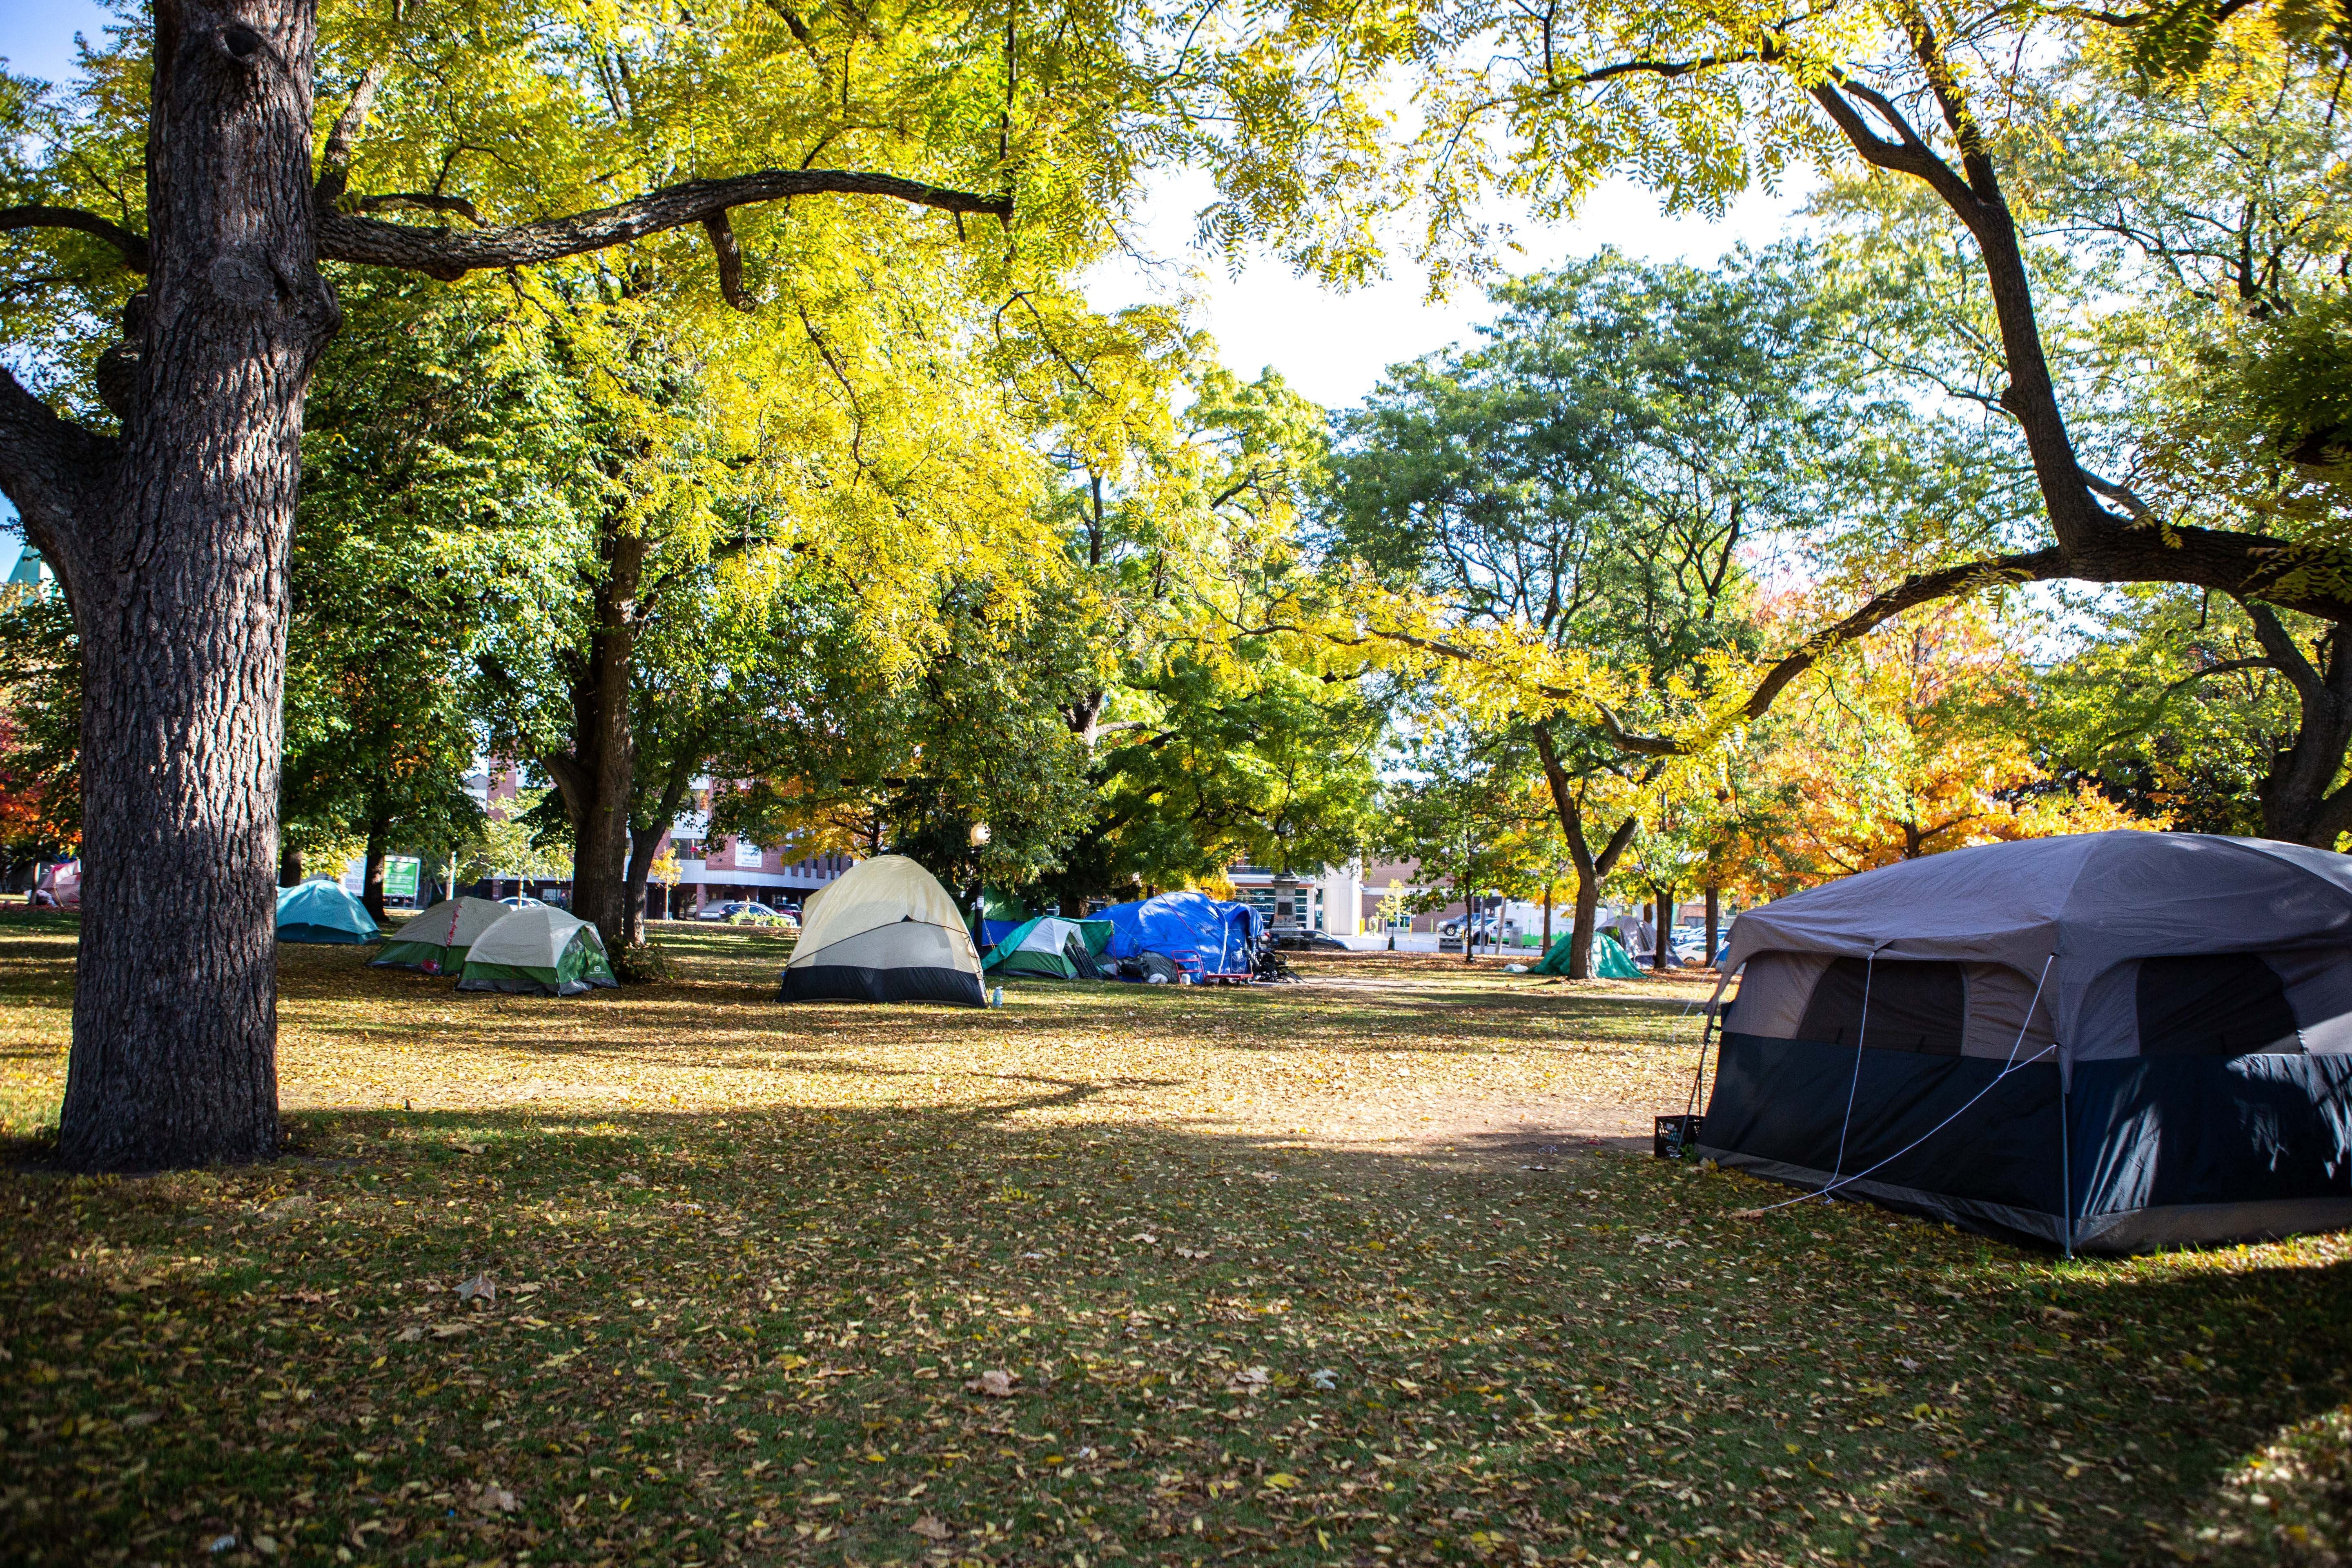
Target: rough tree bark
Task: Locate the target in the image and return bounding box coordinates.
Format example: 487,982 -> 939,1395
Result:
622,758 -> 697,949
0,0 -> 1011,1169
542,527 -> 648,954
360,807 -> 389,922
28,0 -> 343,1170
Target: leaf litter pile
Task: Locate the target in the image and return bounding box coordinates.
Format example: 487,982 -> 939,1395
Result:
3,913 -> 2351,1567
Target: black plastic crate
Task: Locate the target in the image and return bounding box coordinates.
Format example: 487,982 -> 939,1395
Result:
1653,1114 -> 1704,1160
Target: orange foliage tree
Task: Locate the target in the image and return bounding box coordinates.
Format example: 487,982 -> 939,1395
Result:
1719,596 -> 2154,888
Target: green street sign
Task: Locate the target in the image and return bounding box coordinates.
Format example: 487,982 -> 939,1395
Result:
384,856 -> 421,898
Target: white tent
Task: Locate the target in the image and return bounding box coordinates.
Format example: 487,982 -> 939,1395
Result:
373,896 -> 509,974
776,855 -> 984,1006
457,906 -> 618,996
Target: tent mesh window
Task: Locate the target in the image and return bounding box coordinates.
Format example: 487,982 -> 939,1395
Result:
1794,958 -> 1967,1056
2135,954 -> 2303,1056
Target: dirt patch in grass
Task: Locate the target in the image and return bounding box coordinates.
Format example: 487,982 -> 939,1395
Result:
2,912 -> 2349,1568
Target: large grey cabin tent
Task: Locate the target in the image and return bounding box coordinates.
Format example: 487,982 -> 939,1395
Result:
776,855 -> 984,1006
1701,831 -> 2352,1252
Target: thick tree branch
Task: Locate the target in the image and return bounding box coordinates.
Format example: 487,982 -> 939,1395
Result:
0,362 -> 113,601
355,192 -> 481,221
2078,465 -> 2152,519
1736,548 -> 2070,726
2050,0 -> 2263,28
2240,597 -> 2322,697
314,59 -> 391,209
0,204 -> 151,273
1569,50 -> 1766,84
318,169 -> 1012,281
704,211 -> 754,311
1806,78 -> 1980,213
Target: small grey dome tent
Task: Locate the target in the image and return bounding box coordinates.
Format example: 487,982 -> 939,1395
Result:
374,896 -> 508,975
1701,831 -> 2352,1253
457,906 -> 617,996
777,855 -> 984,1006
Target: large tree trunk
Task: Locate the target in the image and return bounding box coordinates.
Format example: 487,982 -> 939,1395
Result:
46,0 -> 341,1170
2243,607 -> 2352,849
621,760 -> 696,949
278,846 -> 303,886
1531,724 -> 1638,980
543,527 -> 647,952
360,808 -> 389,922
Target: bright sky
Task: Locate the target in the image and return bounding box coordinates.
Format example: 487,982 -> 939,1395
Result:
1,0 -> 1809,419
1087,175 -> 1807,409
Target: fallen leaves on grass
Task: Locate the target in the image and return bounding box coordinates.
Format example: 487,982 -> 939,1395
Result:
2,918 -> 2349,1568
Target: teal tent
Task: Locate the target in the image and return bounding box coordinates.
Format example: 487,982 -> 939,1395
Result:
276,880 -> 379,944
1532,929 -> 1642,978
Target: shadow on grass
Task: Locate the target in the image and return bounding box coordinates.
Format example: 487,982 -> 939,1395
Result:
4,1091 -> 2350,1568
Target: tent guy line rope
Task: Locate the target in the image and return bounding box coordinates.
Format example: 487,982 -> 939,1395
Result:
1740,954 -> 2058,1217
1828,949 -> 1881,1186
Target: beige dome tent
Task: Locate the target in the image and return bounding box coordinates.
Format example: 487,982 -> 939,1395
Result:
776,855 -> 984,1005
457,905 -> 618,997
373,896 -> 509,975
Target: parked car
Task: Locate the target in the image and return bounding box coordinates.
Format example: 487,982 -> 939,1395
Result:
1440,913 -> 1523,943
699,900 -> 790,924
498,895 -> 546,909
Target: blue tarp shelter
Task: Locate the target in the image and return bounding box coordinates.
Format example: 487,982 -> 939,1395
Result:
276,880 -> 379,944
1098,891 -> 1261,979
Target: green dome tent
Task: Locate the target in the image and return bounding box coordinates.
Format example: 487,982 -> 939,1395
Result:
982,915 -> 1113,980
373,897 -> 508,975
1533,929 -> 1642,978
457,906 -> 618,996
276,880 -> 379,945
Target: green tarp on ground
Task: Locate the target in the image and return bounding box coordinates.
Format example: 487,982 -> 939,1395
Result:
1532,929 -> 1643,978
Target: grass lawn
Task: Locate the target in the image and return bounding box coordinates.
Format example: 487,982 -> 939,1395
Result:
3,911 -> 2348,1568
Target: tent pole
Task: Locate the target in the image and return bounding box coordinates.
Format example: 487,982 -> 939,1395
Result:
2058,1065 -> 2074,1261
